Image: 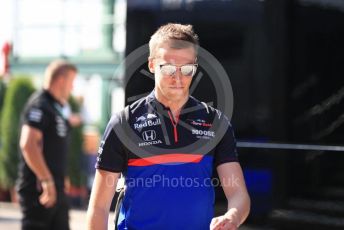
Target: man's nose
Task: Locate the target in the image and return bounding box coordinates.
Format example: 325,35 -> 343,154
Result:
173,68 -> 182,81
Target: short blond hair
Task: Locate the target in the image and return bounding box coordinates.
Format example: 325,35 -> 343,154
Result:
43,60 -> 77,88
149,23 -> 199,58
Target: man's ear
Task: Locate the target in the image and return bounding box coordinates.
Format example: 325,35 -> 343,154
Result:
148,57 -> 155,73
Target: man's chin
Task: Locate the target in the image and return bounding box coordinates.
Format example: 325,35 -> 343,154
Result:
166,91 -> 188,100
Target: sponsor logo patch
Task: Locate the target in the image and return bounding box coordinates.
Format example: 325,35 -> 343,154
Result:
134,118 -> 161,130
138,130 -> 162,146
142,130 -> 156,141
191,129 -> 215,139
97,141 -> 105,162
56,116 -> 67,137
188,118 -> 212,127
135,113 -> 157,122
28,108 -> 43,123
138,140 -> 163,147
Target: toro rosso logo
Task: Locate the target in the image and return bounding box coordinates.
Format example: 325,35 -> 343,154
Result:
188,119 -> 212,127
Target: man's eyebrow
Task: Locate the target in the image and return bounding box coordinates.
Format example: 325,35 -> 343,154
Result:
160,62 -> 196,66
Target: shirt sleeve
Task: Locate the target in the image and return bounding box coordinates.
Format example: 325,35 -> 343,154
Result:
214,113 -> 239,167
23,105 -> 49,131
95,113 -> 128,173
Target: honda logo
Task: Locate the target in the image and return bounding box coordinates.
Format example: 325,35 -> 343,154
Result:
142,130 -> 156,141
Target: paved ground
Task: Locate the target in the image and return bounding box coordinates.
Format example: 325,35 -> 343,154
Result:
0,202 -> 268,229
0,202 -> 115,230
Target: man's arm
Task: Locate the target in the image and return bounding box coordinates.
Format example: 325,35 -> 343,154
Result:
210,162 -> 250,230
87,169 -> 120,230
20,124 -> 56,207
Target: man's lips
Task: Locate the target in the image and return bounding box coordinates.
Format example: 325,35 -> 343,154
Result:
169,86 -> 184,89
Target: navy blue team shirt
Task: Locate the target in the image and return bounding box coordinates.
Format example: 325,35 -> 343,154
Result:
96,91 -> 238,230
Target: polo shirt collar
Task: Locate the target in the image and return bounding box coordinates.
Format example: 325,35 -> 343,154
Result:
43,90 -> 64,107
146,90 -> 197,113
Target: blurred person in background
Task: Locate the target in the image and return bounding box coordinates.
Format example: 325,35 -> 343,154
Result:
17,60 -> 77,230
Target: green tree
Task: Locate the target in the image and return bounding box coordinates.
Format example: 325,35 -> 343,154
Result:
67,97 -> 86,187
0,80 -> 7,136
0,77 -> 35,189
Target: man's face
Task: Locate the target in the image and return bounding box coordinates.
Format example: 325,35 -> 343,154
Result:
59,70 -> 77,103
149,42 -> 197,103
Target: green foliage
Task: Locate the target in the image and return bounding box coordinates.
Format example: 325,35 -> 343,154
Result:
0,80 -> 6,112
67,96 -> 86,187
0,80 -> 7,136
0,77 -> 35,189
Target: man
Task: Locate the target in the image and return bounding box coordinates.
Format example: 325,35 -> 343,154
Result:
17,60 -> 77,230
87,23 -> 250,230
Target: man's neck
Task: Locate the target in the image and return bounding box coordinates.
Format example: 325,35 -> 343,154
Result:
155,91 -> 188,118
45,87 -> 65,105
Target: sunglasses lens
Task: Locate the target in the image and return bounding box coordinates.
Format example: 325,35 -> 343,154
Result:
160,65 -> 176,76
181,65 -> 196,77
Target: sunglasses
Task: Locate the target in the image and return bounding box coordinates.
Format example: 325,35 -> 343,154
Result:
159,64 -> 198,77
